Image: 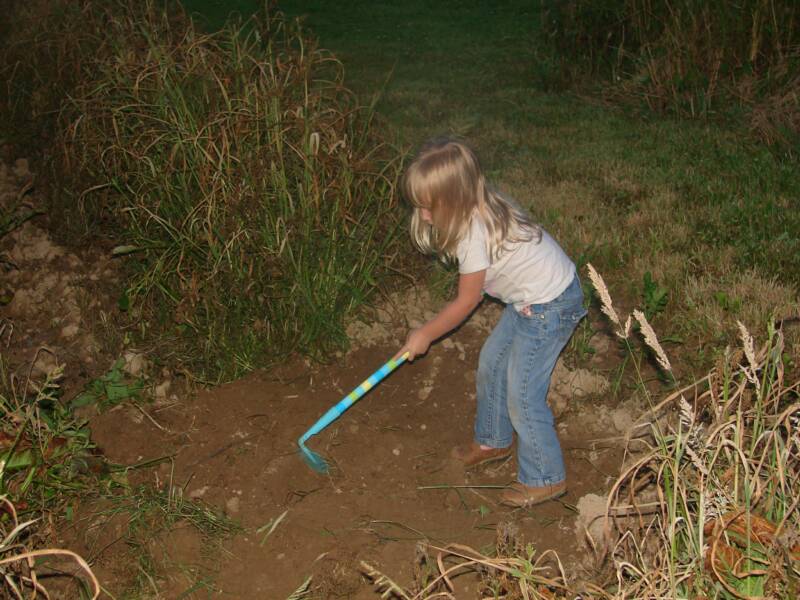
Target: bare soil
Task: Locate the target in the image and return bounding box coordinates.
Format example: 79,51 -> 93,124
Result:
2,156 -> 632,598
70,310 -> 626,598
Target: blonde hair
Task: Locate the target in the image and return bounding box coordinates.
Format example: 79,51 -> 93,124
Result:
403,138 -> 540,262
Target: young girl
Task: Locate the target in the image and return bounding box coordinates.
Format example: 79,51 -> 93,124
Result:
396,138 -> 586,508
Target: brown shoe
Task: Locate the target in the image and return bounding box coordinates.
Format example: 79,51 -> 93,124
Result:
450,442 -> 512,468
500,481 -> 567,508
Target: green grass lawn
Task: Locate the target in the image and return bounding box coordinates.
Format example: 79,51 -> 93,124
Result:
181,0 -> 798,376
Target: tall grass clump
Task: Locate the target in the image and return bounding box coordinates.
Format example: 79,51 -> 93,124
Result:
587,265 -> 800,599
9,1 -> 404,378
540,0 -> 800,152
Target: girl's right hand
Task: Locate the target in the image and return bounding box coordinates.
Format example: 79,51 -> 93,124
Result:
396,328 -> 432,362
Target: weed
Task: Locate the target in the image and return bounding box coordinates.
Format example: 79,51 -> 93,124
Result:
640,271 -> 668,321
0,364 -> 102,518
0,358 -> 101,597
362,539 -> 569,599
568,318 -> 597,364
588,265 -> 800,598
69,359 -> 143,410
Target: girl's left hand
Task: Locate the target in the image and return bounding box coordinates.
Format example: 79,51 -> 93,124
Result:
397,328 -> 431,362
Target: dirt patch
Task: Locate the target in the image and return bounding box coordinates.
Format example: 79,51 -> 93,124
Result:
0,157 -> 119,389
76,312 -> 620,597
2,155 -> 623,597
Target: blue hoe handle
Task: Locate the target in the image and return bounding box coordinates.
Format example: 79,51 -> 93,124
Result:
299,353 -> 408,444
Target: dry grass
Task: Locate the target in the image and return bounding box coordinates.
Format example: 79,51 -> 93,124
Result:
587,266 -> 800,599
362,527 -> 570,599
0,496 -> 99,598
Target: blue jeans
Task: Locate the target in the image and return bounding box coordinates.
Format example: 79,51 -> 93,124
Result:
474,275 -> 586,486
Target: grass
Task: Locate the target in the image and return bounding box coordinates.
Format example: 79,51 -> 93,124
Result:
278,0 -> 799,380
99,483 -> 241,539
3,0 -> 407,381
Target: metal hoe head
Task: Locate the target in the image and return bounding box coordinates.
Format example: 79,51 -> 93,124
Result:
298,438 -> 329,473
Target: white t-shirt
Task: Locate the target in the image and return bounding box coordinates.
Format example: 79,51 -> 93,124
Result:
456,215 -> 575,310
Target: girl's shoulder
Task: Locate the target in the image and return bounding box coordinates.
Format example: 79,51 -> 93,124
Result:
465,210 -> 489,239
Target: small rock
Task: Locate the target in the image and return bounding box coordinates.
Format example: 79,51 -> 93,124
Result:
154,379 -> 171,401
32,351 -> 60,378
575,493 -> 611,552
548,391 -> 569,418
123,350 -> 148,377
60,323 -> 79,339
189,486 -> 210,499
551,358 -> 609,399
392,447 -> 401,456
226,497 -> 240,514
590,334 -> 612,361
441,338 -> 455,350
611,407 -> 635,433
418,385 -> 433,400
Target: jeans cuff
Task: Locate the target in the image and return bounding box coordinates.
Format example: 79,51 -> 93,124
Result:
518,474 -> 566,487
474,436 -> 513,449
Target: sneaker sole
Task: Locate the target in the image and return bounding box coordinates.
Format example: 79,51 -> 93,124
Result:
463,451 -> 512,470
501,487 -> 567,508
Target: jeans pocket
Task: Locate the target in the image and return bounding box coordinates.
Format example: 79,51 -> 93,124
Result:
519,305 -> 545,320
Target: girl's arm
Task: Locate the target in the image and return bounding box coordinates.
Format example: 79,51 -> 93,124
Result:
397,269 -> 486,361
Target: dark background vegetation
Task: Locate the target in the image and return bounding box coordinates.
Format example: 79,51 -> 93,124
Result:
3,1 -> 407,380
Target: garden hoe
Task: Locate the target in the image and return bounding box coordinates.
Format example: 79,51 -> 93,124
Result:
297,352 -> 409,473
